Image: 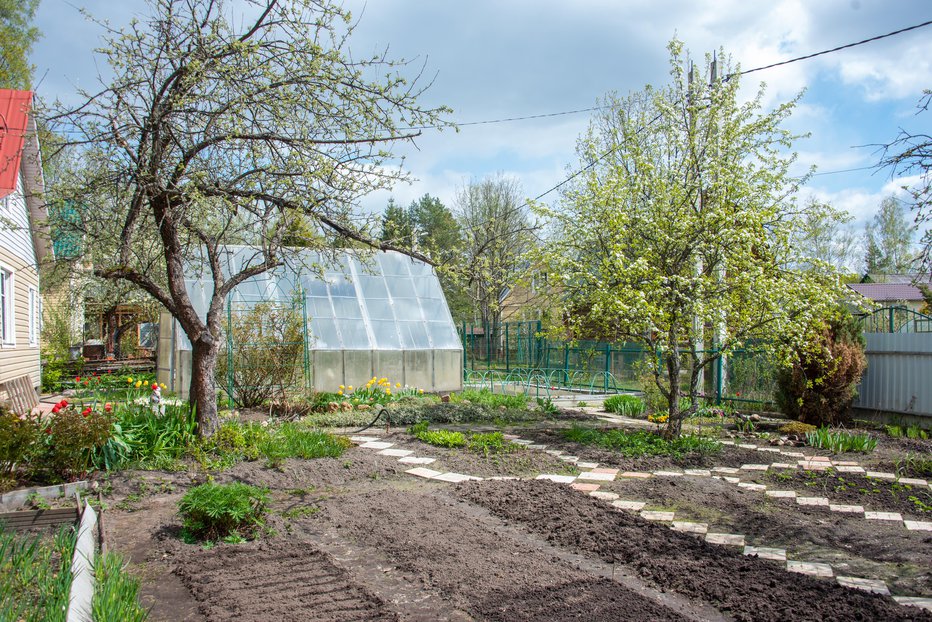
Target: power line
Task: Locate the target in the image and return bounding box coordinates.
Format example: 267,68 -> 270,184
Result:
400,106 -> 605,132
732,18 -> 932,78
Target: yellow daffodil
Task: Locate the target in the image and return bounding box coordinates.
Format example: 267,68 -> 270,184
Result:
337,390 -> 343,396
339,385 -> 345,389
395,383 -> 401,388
385,389 -> 391,395
347,385 -> 353,391
418,389 -> 424,394
159,383 -> 167,390
126,377 -> 134,384
134,380 -> 142,388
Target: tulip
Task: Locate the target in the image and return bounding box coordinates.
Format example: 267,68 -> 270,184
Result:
135,381 -> 142,388
151,383 -> 158,390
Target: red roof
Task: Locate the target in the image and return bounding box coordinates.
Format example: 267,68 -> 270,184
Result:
847,282 -> 926,302
0,90 -> 33,199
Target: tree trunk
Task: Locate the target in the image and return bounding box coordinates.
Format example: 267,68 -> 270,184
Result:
190,335 -> 221,438
663,345 -> 683,439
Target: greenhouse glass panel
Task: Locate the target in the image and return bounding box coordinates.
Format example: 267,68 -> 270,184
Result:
331,296 -> 363,319
367,299 -> 395,320
387,278 -> 416,299
392,297 -> 422,319
370,319 -> 402,349
310,317 -> 341,349
336,318 -> 371,349
428,321 -> 461,349
359,275 -> 389,299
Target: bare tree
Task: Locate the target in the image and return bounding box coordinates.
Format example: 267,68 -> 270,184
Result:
46,0 -> 449,436
454,174 -> 536,353
879,90 -> 931,272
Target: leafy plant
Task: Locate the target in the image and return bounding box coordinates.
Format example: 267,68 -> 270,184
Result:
178,482 -> 269,542
894,453 -> 932,478
259,424 -> 350,468
778,421 -> 817,435
884,425 -> 929,440
409,421 -> 466,448
95,402 -> 197,471
576,401 -> 589,408
466,432 -> 520,456
562,426 -> 720,458
37,406 -> 111,481
735,417 -> 757,434
536,397 -> 558,415
603,394 -> 646,417
805,428 -> 877,454
0,406 -> 40,489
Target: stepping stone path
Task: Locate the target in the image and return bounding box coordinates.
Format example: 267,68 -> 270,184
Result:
348,432 -> 932,611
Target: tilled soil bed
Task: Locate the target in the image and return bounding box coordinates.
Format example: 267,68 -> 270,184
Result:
457,478 -> 932,622
604,473 -> 932,595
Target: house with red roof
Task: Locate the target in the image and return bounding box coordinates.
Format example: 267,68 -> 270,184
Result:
0,90 -> 51,391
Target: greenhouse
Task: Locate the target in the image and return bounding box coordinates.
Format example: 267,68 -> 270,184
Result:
156,247 -> 463,401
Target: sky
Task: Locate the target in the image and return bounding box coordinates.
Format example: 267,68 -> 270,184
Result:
29,0 -> 932,256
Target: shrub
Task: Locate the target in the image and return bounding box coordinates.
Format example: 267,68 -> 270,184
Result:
805,428 -> 877,453
775,310 -> 866,426
778,421 -> 817,435
178,482 -> 269,542
38,406 -> 111,481
603,395 -> 646,417
0,406 -> 40,489
215,300 -> 304,407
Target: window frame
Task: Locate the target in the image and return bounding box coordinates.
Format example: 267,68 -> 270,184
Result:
28,286 -> 38,347
0,264 -> 15,347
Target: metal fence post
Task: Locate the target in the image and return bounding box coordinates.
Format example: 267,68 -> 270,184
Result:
301,292 -> 310,392
462,321 -> 467,379
715,348 -> 723,405
505,323 -> 510,372
604,342 -> 610,393
226,295 -> 234,409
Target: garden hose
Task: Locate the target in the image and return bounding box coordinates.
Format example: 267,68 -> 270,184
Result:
353,403 -> 389,433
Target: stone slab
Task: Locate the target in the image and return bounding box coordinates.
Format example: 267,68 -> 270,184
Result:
705,533 -> 745,546
683,469 -> 712,477
398,456 -> 436,465
722,476 -> 741,484
671,521 -> 708,534
544,449 -> 564,456
486,476 -> 520,481
612,500 -> 646,511
865,471 -> 896,480
737,482 -> 767,491
558,455 -> 580,463
833,461 -> 860,466
619,471 -> 652,479
809,456 -> 832,462
570,482 -> 601,492
528,444 -> 548,450
512,439 -> 533,445
433,472 -> 482,483
405,467 -> 443,479
577,471 -> 616,482
864,511 -> 902,521
350,435 -> 382,442
796,496 -> 830,506
589,491 -> 619,501
576,461 -> 599,469
836,576 -> 890,595
711,467 -> 740,474
769,463 -> 794,469
786,561 -> 834,577
899,477 -> 929,487
591,467 -> 620,475
719,440 -> 736,445
757,447 -> 782,453
378,448 -> 413,457
640,510 -> 675,521
743,546 -> 787,561
781,451 -> 805,457
738,444 -> 758,450
765,490 -> 797,498
834,465 -> 865,473
653,471 -> 684,477
360,441 -> 394,449
535,474 -> 577,484
904,520 -> 932,531
828,504 -> 864,513
893,597 -> 932,612
740,464 -> 770,471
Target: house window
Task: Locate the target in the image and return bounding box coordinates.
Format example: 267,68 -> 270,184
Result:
28,287 -> 37,346
0,267 -> 13,346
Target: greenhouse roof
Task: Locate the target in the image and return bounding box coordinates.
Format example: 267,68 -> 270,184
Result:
182,246 -> 462,351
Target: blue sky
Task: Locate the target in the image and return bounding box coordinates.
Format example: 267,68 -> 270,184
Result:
30,0 -> 932,250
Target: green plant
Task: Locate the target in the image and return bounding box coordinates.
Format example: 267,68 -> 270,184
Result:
885,424 -> 929,440
0,524 -> 76,622
576,401 -> 588,408
450,389 -> 529,410
775,309 -> 866,426
95,402 -> 197,471
260,424 -> 350,468
37,406 -> 111,481
778,421 -> 817,435
735,416 -> 757,434
603,394 -> 646,417
894,453 -> 932,478
562,426 -> 720,458
281,505 -> 320,520
92,551 -> 148,622
466,431 -> 519,456
805,427 -> 877,454
410,422 -> 466,448
0,406 -> 40,488
178,482 -> 269,542
536,397 -> 558,415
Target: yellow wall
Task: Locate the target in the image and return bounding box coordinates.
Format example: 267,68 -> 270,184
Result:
0,246 -> 41,389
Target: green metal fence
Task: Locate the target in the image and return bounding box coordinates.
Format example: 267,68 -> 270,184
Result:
856,306 -> 932,333
220,294 -> 310,408
458,321 -> 776,405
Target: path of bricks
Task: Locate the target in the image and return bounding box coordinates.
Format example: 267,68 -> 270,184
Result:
348,434 -> 932,612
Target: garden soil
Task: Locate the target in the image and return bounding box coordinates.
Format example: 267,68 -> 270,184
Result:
457,479 -> 932,622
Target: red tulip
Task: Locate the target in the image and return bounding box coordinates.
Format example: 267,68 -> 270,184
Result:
60,399 -> 68,407
45,427 -> 52,434
51,405 -> 61,414
82,407 -> 92,417
104,403 -> 112,412
75,376 -> 81,382
151,383 -> 158,390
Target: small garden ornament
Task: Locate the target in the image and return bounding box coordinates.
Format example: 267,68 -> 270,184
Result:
150,383 -> 166,416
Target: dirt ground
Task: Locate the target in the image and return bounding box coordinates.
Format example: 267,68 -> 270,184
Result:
81,418 -> 932,621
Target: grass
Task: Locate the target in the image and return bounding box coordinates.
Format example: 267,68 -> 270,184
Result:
450,389 -> 529,410
0,525 -> 75,622
562,425 -> 720,458
603,395 -> 646,418
92,551 -> 148,621
805,428 -> 877,454
895,453 -> 932,478
410,422 -> 522,455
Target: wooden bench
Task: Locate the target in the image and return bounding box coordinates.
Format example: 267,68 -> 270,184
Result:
0,375 -> 40,416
